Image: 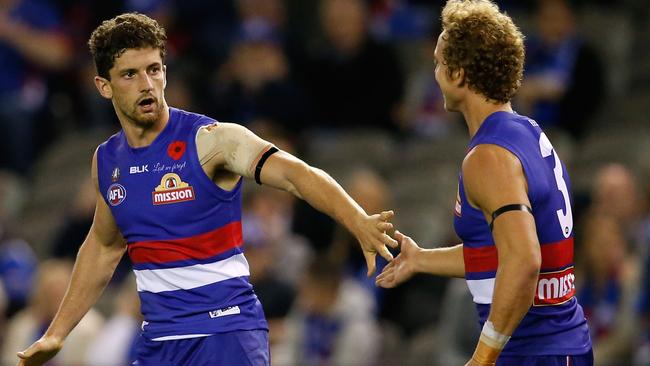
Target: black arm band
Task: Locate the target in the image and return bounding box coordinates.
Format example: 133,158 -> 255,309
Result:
254,146 -> 279,185
489,204 -> 532,231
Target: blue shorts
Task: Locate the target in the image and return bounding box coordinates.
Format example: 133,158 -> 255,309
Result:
132,329 -> 269,366
497,349 -> 593,366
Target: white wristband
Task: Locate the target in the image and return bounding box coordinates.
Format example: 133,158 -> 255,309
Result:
479,321 -> 511,350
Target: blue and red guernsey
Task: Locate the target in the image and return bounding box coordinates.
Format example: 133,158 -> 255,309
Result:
97,107 -> 268,340
453,111 -> 591,356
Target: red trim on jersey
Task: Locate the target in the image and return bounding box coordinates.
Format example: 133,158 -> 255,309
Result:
128,221 -> 243,264
539,237 -> 574,270
464,237 -> 574,273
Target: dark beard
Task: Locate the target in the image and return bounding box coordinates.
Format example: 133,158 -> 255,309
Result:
124,101 -> 162,129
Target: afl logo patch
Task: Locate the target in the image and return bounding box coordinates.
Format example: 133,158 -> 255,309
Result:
107,183 -> 126,206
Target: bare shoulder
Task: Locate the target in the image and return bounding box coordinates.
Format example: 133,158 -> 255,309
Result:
462,144 -> 528,210
462,144 -> 522,178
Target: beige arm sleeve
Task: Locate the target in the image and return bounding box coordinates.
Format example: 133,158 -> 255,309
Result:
195,122 -> 274,178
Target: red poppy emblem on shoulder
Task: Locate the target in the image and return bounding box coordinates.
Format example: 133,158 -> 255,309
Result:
167,141 -> 186,160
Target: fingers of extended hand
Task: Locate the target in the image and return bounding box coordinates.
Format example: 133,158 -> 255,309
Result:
383,233 -> 398,248
394,230 -> 405,243
375,271 -> 394,288
377,221 -> 393,232
17,343 -> 37,359
377,244 -> 394,262
380,210 -> 394,221
364,251 -> 377,277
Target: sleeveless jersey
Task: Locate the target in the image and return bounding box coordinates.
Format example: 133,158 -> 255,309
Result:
97,107 -> 268,340
453,111 -> 591,356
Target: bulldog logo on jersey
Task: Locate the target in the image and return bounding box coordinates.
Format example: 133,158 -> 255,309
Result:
111,167 -> 120,182
107,183 -> 126,206
152,173 -> 195,205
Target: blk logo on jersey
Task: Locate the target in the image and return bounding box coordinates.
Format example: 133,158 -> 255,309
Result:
130,165 -> 149,174
534,266 -> 575,306
152,173 -> 195,205
108,183 -> 126,206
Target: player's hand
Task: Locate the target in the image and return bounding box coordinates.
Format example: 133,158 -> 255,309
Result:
354,210 -> 398,276
375,230 -> 421,288
16,336 -> 64,366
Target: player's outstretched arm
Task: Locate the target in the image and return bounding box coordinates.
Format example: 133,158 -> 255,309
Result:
16,150 -> 126,366
462,144 -> 541,366
196,122 -> 397,276
376,231 -> 465,288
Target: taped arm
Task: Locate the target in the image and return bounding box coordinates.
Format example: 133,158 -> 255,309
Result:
196,122 -> 276,182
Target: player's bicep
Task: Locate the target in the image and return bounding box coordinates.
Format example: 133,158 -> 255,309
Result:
256,150 -> 309,195
196,122 -> 273,179
462,145 -> 539,257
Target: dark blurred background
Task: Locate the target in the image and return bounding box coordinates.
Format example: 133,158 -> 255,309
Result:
1,0 -> 649,365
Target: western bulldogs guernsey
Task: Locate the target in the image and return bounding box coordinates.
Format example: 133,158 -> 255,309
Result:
454,111 -> 591,356
97,107 -> 268,341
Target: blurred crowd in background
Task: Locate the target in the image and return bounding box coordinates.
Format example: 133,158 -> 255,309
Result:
0,0 -> 649,365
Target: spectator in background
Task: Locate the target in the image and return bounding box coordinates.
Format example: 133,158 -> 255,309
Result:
636,252 -> 650,366
50,178 -> 95,259
2,259 -> 104,366
0,170 -> 35,318
401,33 -> 462,138
277,259 -> 379,366
576,213 -> 639,366
0,0 -> 72,176
369,0 -> 435,41
236,0 -> 286,31
243,185 -> 312,287
50,177 -> 132,285
294,0 -> 404,132
0,281 -> 7,345
84,276 -> 141,366
208,20 -> 308,132
330,168 -> 392,280
0,229 -> 36,319
590,163 -> 645,254
516,0 -> 604,140
242,192 -> 300,361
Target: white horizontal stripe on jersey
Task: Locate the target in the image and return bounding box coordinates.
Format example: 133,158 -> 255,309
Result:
151,334 -> 213,341
466,278 -> 495,304
134,253 -> 250,293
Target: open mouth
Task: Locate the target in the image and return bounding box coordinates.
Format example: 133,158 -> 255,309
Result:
138,97 -> 156,109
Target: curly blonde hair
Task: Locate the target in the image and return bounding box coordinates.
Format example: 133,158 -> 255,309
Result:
441,0 -> 524,103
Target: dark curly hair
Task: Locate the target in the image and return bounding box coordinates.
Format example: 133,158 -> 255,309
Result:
441,0 -> 525,103
88,13 -> 167,80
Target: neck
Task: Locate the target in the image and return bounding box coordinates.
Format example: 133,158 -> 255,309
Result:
459,93 -> 512,138
120,103 -> 170,148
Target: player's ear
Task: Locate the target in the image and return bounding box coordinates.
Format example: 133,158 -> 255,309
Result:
94,76 -> 113,99
452,68 -> 466,87
163,65 -> 167,89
